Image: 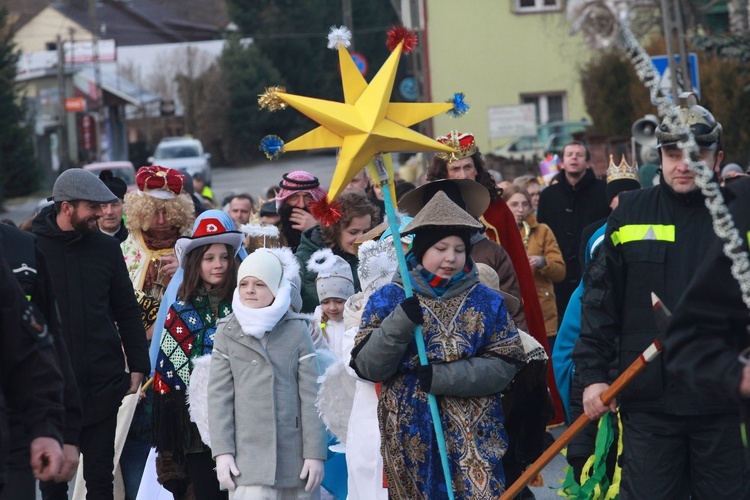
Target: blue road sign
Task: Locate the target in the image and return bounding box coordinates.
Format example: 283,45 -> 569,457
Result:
399,77 -> 418,101
650,53 -> 700,102
350,52 -> 368,77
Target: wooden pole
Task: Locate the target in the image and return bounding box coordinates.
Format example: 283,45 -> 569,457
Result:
502,339 -> 662,499
503,293 -> 671,499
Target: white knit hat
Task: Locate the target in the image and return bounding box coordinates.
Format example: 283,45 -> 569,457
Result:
308,249 -> 355,301
237,248 -> 284,297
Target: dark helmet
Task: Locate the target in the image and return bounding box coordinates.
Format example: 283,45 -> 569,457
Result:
655,93 -> 722,149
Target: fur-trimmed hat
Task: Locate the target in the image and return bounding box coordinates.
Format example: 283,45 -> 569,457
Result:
308,249 -> 355,301
136,165 -> 185,199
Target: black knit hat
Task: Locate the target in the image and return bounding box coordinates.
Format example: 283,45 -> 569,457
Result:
606,178 -> 641,205
410,225 -> 473,264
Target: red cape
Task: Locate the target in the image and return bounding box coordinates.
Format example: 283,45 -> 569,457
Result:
482,198 -> 565,425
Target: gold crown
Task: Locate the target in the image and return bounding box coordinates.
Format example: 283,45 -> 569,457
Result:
606,155 -> 639,183
435,131 -> 478,161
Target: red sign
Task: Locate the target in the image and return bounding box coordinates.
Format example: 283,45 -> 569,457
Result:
78,115 -> 96,152
65,97 -> 86,113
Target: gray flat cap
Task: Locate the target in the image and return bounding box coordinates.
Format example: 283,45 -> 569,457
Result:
53,169 -> 117,203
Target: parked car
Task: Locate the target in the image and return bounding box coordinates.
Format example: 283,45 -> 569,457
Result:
148,137 -> 212,184
493,120 -> 590,162
82,161 -> 138,191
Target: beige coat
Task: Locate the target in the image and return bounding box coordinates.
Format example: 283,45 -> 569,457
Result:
521,217 -> 566,336
208,312 -> 327,488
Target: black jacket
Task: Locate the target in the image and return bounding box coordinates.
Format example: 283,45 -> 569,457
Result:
665,177 -> 750,407
537,169 -> 609,314
0,250 -> 64,477
32,207 -> 149,425
574,179 -> 735,414
0,224 -> 82,447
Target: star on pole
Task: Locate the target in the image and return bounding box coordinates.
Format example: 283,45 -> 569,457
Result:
260,30 -> 461,202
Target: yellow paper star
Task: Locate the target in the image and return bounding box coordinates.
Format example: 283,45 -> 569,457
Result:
274,41 -> 456,201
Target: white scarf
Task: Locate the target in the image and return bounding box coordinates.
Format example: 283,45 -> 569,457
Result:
231,280 -> 292,339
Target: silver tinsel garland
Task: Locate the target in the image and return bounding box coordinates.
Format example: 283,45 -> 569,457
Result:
617,22 -> 750,310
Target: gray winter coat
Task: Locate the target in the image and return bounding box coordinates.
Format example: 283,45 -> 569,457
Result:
208,312 -> 327,488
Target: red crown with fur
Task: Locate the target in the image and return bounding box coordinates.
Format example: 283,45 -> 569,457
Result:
435,131 -> 477,161
136,165 -> 185,198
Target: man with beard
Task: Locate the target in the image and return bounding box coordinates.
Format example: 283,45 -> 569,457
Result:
32,169 -> 149,500
275,170 -> 327,251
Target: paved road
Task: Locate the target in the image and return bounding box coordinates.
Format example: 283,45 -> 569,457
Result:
2,152 -> 339,225
14,152 -> 570,498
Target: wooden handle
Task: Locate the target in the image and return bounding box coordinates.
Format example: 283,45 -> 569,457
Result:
502,345 -> 659,499
141,376 -> 154,393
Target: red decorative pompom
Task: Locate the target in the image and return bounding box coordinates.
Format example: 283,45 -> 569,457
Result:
310,197 -> 343,227
386,26 -> 418,54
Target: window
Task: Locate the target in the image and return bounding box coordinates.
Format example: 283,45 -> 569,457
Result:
521,93 -> 566,124
514,0 -> 561,13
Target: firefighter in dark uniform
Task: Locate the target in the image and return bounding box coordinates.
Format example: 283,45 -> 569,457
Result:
0,246 -> 65,494
665,175 -> 750,465
0,223 -> 82,498
573,97 -> 750,499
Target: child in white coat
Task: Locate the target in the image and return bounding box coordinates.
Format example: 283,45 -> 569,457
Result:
208,248 -> 327,499
308,249 -> 356,359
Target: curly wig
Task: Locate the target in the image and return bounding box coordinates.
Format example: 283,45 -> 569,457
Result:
319,190 -> 379,252
123,192 -> 195,234
426,150 -> 502,203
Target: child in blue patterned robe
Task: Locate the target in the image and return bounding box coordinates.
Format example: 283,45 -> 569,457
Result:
350,191 -> 526,499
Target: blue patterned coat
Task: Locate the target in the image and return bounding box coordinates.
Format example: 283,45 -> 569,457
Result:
351,265 -> 525,499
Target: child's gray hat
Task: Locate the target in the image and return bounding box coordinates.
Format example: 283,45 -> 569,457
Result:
308,249 -> 355,302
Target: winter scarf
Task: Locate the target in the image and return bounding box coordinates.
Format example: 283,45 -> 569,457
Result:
231,280 -> 292,339
405,251 -> 471,297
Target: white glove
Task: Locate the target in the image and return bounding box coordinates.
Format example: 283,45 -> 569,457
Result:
215,454 -> 240,491
299,458 -> 325,492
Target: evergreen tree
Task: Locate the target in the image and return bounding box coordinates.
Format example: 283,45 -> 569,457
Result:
225,0 -> 399,138
0,7 -> 41,203
219,38 -> 294,162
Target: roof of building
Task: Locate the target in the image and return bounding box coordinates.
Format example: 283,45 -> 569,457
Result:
8,0 -> 224,48
51,0 -> 219,46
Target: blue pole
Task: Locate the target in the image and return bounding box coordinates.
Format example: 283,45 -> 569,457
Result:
374,155 -> 455,499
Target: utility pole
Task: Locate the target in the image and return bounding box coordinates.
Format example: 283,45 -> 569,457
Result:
400,0 -> 431,136
660,0 -> 691,100
89,0 -> 104,160
56,35 -> 70,172
342,0 -> 354,49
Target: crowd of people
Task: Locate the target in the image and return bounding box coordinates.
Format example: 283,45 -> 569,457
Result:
1,96 -> 749,500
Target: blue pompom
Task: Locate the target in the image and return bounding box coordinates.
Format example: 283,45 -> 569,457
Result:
259,135 -> 285,160
446,92 -> 469,118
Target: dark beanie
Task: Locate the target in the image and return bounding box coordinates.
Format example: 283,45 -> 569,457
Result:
606,178 -> 641,205
410,226 -> 473,264
98,170 -> 127,200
